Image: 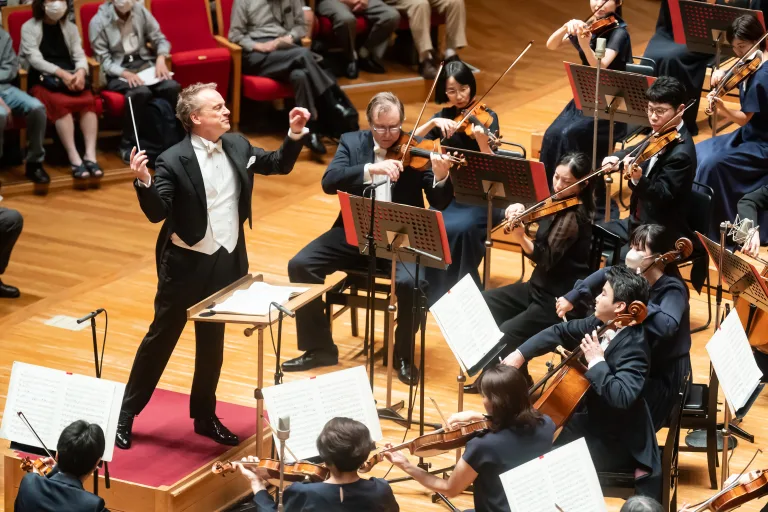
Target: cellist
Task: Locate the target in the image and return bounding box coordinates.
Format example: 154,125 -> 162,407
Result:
504,266 -> 662,501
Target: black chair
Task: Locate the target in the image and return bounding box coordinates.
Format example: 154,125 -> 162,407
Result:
589,223 -> 622,272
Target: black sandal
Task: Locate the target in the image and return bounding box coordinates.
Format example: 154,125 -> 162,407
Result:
72,163 -> 90,180
83,160 -> 103,178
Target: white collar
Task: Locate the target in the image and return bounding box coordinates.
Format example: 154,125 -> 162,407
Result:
191,134 -> 222,153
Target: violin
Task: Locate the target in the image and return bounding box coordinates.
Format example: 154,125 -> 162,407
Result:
530,301 -> 648,429
622,128 -> 682,180
211,459 -> 330,487
359,419 -> 491,473
386,132 -> 465,171
501,196 -> 583,234
687,469 -> 768,511
706,55 -> 761,116
20,456 -> 54,477
642,237 -> 693,275
583,14 -> 619,38
452,103 -> 502,150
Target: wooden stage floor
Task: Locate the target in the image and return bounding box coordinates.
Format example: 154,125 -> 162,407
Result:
1,0 -> 768,510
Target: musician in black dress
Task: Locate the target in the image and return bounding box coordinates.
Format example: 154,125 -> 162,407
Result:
384,365 -> 555,512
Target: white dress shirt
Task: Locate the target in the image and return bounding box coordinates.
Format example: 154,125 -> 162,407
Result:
586,326 -> 624,369
117,14 -> 140,56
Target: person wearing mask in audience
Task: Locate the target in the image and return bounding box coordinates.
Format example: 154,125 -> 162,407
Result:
89,0 -> 181,164
20,0 -> 101,180
385,365 -> 555,512
556,224 -> 691,431
14,420 -> 107,512
314,0 -> 400,79
239,417 -> 400,511
0,206 -> 23,298
0,27 -> 48,183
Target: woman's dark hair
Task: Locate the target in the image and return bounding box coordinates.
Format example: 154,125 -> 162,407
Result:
606,264 -> 650,306
32,0 -> 70,21
56,420 -> 105,478
646,76 -> 687,107
435,60 -> 476,105
727,14 -> 766,50
476,365 -> 544,433
629,224 -> 688,289
316,417 -> 375,472
620,496 -> 663,512
557,151 -> 595,218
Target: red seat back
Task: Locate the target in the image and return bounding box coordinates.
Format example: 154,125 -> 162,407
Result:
77,0 -> 105,57
5,7 -> 33,55
216,0 -> 235,38
151,0 -> 216,53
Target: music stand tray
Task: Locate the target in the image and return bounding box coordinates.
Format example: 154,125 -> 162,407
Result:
668,0 -> 765,56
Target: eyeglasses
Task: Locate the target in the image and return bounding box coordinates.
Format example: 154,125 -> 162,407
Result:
371,125 -> 401,135
646,106 -> 673,117
446,85 -> 470,95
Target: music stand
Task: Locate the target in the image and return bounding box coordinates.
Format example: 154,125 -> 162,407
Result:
339,192 -> 449,443
668,0 -> 766,136
565,63 -> 655,220
444,148 -> 550,288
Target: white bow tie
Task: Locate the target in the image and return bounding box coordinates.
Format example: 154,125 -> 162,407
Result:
204,139 -> 223,155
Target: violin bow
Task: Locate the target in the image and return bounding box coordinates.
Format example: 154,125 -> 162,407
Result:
17,411 -> 54,459
429,397 -> 449,429
688,448 -> 763,512
261,415 -> 301,463
584,0 -> 611,24
711,30 -> 768,100
399,61 -> 445,168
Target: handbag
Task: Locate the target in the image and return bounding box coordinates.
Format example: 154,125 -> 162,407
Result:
38,72 -> 92,96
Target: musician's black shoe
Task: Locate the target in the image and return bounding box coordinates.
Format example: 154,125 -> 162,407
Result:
194,416 -> 240,446
24,162 -> 50,184
419,57 -> 438,80
463,383 -> 478,394
359,57 -> 386,74
345,60 -> 359,79
0,280 -> 20,298
397,359 -> 419,385
282,348 -> 339,372
115,411 -> 134,450
305,132 -> 327,155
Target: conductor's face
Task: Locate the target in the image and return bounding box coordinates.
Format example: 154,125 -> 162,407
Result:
191,88 -> 231,140
370,107 -> 402,150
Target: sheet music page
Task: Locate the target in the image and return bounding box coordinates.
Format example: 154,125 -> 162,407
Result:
706,309 -> 764,413
430,274 -> 504,372
501,458 -> 556,512
261,366 -> 382,462
212,282 -> 309,316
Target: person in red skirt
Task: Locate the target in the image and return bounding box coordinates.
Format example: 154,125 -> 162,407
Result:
19,0 -> 101,180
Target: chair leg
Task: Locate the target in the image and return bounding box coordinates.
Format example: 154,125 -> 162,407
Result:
383,307 -> 390,366
691,269 -> 713,334
706,423 -> 718,489
326,302 -> 333,335
350,285 -> 359,338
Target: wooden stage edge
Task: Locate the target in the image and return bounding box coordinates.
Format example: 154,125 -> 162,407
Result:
3,432 -> 272,512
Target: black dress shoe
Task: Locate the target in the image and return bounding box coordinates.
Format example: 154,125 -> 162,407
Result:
397,359 -> 419,385
463,383 -> 478,394
115,412 -> 134,450
194,416 -> 239,446
0,279 -> 20,299
345,60 -> 359,79
24,162 -> 50,184
358,57 -> 386,74
305,132 -> 327,155
419,58 -> 438,80
282,349 -> 339,372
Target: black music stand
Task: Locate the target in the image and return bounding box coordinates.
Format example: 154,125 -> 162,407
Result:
565,63 -> 655,217
668,0 -> 766,135
339,192 -> 449,437
444,148 -> 550,288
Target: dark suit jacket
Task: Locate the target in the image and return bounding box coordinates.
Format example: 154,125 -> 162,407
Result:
15,467 -> 107,512
518,316 -> 660,473
321,130 -> 454,227
134,132 -> 303,273
252,478 -> 399,511
738,184 -> 768,224
617,126 -> 697,242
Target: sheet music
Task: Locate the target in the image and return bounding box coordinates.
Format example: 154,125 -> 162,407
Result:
501,438 -> 607,512
430,274 -> 504,372
0,362 -> 125,461
117,67 -> 174,87
706,309 -> 763,414
261,366 -> 382,461
212,282 -> 308,316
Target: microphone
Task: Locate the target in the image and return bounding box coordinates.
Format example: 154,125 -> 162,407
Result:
270,302 -> 296,318
277,415 -> 291,441
729,216 -> 756,246
77,308 -> 105,324
595,37 -> 607,59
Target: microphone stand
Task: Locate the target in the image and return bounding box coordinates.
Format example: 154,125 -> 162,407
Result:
270,302 -> 295,387
590,37 -> 610,222
276,416 -> 290,512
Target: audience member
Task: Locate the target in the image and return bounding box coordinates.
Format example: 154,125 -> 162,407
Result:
621,496 -> 662,512
0,206 -> 22,298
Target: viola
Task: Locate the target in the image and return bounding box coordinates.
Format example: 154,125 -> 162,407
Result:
501,196 -> 583,234
687,469 -> 768,511
211,459 -> 330,487
453,103 -> 502,149
622,129 -> 682,180
642,237 -> 693,275
385,132 -> 465,171
20,456 -> 54,477
359,419 -> 492,473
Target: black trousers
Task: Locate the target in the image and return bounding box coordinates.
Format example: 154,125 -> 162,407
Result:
106,76 -> 181,150
0,207 -> 23,275
288,225 -> 426,362
121,243 -> 244,418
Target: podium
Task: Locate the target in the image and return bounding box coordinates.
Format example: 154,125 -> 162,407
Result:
187,272 -> 346,457
565,62 -> 655,218
444,148 -> 549,288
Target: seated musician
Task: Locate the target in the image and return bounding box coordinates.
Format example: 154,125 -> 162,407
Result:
556,224 -> 691,431
15,420 -> 106,512
466,152 -> 594,392
239,417 -> 400,511
737,184 -> 768,258
383,365 -> 555,512
412,60 -> 503,302
504,265 -> 662,501
601,76 -> 696,257
621,496 -> 662,512
696,14 -> 768,241
285,92 -> 453,384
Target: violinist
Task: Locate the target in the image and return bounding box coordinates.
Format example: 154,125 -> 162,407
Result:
601,76 -> 696,257
285,92 -> 453,385
466,152 -> 593,392
412,60 -> 503,302
540,0 -> 632,216
15,420 -> 107,512
505,266 -> 662,501
383,365 -> 555,512
556,224 -> 691,431
239,418 -> 399,511
696,14 -> 768,241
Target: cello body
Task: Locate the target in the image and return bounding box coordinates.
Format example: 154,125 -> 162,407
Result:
533,359 -> 591,430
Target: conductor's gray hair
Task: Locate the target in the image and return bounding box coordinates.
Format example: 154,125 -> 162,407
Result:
366,92 -> 404,126
619,496 -> 663,512
176,82 -> 218,132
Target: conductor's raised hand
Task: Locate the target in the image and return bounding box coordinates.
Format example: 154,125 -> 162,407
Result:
369,160 -> 403,181
130,147 -> 151,184
288,107 -> 311,134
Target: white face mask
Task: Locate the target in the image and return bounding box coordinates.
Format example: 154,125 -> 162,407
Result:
625,248 -> 655,274
44,0 -> 67,21
113,0 -> 134,14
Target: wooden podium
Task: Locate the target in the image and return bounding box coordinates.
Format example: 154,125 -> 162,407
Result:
187,271 -> 346,457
